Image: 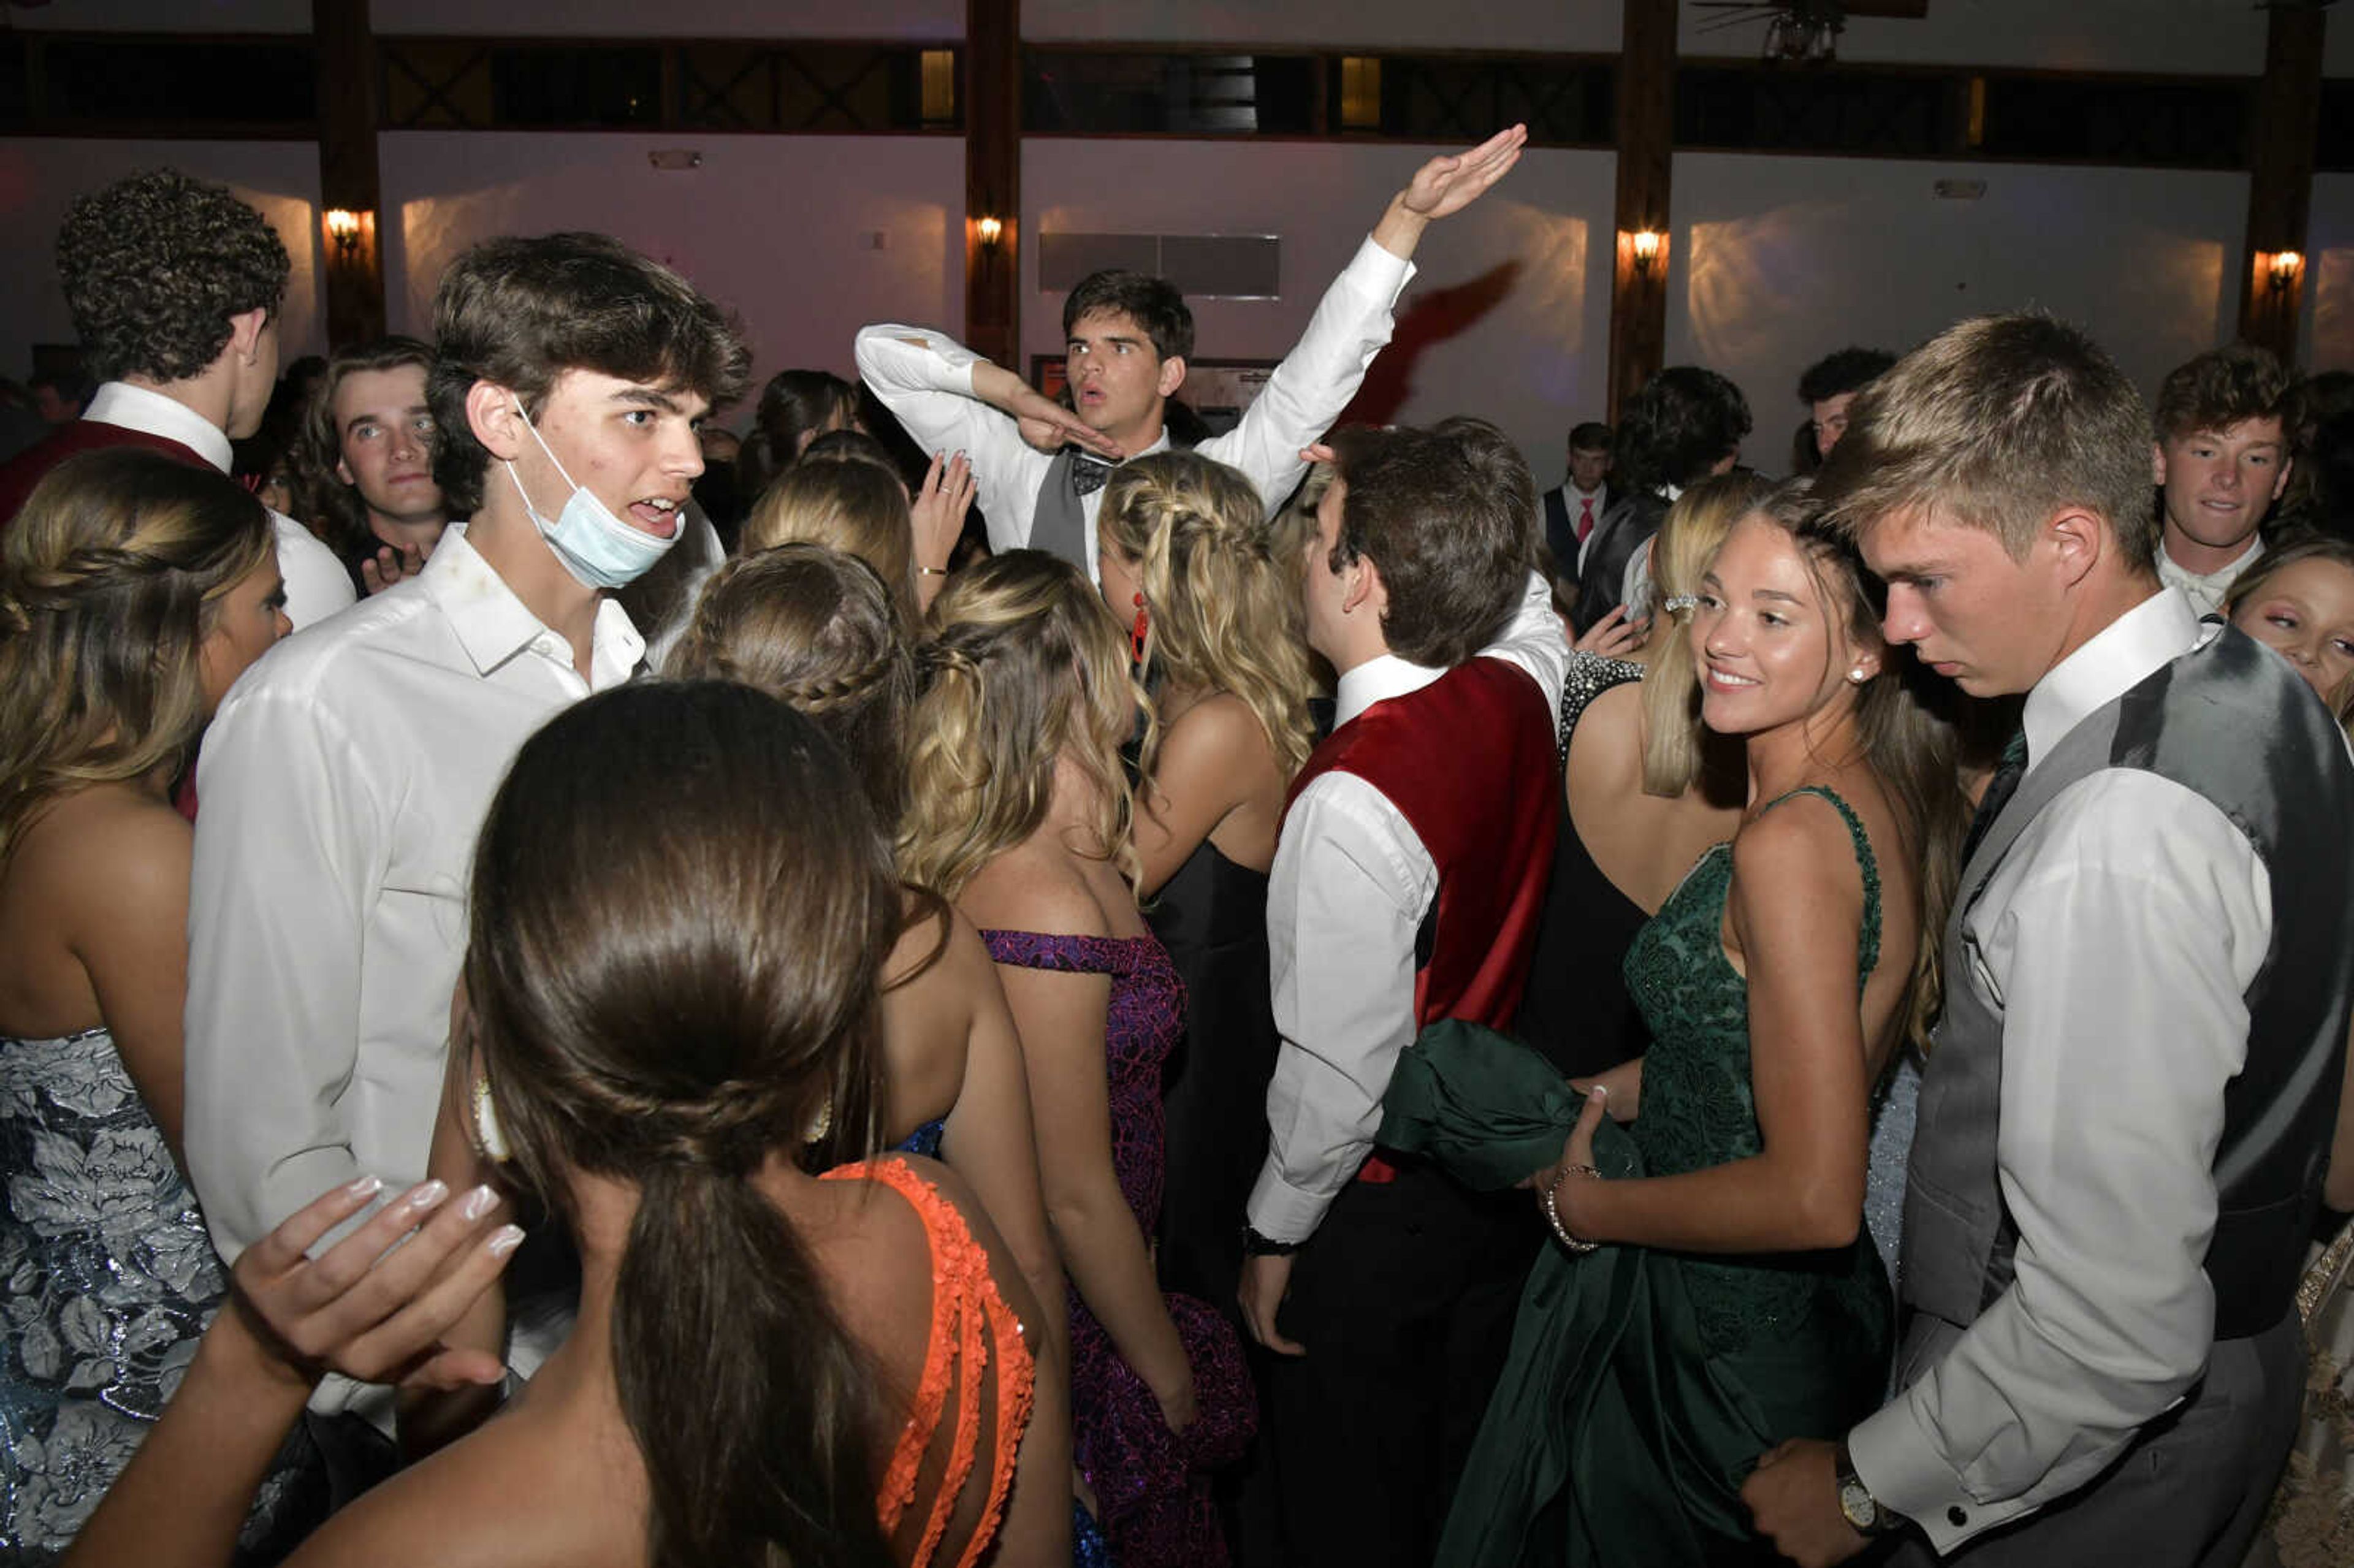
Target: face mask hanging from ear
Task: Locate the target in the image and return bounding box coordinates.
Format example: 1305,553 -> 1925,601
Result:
502,396 -> 683,589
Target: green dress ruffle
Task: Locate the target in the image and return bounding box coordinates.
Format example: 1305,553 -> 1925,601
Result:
1377,787 -> 1894,1567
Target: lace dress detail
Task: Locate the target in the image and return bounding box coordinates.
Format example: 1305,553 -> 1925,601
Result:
825,1157 -> 1036,1568
980,929 -> 1257,1568
0,1028 -> 313,1561
1620,786 -> 1891,1355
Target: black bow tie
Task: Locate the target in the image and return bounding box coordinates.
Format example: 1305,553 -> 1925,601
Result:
1068,454 -> 1116,497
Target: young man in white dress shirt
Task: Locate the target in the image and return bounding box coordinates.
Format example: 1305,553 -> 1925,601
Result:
1235,419 -> 1571,1567
855,127 -> 1526,585
183,235 -> 748,1430
0,168 -> 352,629
2150,342 -> 2295,618
1745,314 -> 2354,1567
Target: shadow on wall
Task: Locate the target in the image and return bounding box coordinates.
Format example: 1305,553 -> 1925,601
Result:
1339,257 -> 1523,429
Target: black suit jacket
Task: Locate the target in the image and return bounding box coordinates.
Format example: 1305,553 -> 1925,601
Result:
1570,488 -> 1665,634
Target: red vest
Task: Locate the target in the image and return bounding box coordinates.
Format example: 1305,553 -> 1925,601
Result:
0,419 -> 210,531
1288,657 -> 1559,1037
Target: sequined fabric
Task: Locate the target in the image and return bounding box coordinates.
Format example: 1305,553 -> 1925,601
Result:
979,931 -> 1255,1568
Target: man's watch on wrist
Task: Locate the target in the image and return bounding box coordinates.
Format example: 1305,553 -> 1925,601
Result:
1834,1442 -> 1900,1536
1240,1225 -> 1301,1257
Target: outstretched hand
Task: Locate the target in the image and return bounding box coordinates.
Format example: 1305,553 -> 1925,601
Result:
1402,124 -> 1529,222
911,449 -> 977,575
234,1174 -> 519,1394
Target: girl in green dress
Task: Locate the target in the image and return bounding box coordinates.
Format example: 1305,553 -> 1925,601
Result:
1418,481 -> 1965,1566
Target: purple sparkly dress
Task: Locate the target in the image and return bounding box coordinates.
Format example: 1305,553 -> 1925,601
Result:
981,930 -> 1257,1568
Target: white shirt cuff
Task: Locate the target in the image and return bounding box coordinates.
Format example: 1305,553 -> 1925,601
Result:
1849,1393 -> 2039,1553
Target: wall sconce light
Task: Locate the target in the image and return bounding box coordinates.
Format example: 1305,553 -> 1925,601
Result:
324,208 -> 364,258
2268,249 -> 2304,295
1628,229 -> 1664,277
975,216 -> 1005,249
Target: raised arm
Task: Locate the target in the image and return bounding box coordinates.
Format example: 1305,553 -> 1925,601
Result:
1202,127 -> 1526,516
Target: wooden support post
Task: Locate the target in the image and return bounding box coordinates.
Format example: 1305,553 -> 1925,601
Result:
315,0 -> 386,347
964,0 -> 1020,370
2237,4 -> 2322,360
1608,0 -> 1677,424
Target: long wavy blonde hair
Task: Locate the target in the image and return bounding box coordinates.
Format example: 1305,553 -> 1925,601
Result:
0,449 -> 272,865
1100,451 -> 1316,779
1640,471 -> 1776,797
899,550 -> 1151,900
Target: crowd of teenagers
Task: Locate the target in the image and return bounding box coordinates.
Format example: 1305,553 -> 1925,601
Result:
2,126 -> 2353,1568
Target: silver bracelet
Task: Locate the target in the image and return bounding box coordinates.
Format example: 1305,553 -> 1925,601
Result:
1542,1163 -> 1603,1254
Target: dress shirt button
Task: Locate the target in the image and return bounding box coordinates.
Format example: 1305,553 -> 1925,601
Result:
1947,1506 -> 1967,1528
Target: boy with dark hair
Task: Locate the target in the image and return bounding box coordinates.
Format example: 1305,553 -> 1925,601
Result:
1539,420 -> 1612,588
1572,365 -> 1750,631
185,234 -> 748,1426
1238,416 -> 1569,1567
2150,341 -> 2296,615
0,168 -> 351,627
1745,313 -> 2354,1568
291,335 -> 449,595
1797,345 -> 1897,463
857,128 -> 1527,584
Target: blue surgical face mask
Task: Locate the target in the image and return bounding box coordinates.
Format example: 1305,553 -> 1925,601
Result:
502,396 -> 683,590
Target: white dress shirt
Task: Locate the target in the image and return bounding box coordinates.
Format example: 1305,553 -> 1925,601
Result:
84,381 -> 355,630
856,235 -> 1414,585
1849,587 -> 2272,1552
2156,533 -> 2264,620
1244,571 -> 1571,1244
186,524 -> 643,1278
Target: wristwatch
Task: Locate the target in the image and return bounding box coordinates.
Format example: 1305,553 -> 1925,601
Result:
1834,1443 -> 1899,1536
1241,1225 -> 1301,1257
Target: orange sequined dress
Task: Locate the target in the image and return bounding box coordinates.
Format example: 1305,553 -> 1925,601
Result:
824,1157 -> 1037,1568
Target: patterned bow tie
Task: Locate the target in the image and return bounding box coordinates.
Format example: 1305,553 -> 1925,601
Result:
1068,454 -> 1116,497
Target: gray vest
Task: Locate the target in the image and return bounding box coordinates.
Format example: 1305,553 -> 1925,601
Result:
1904,625 -> 2354,1344
1030,450 -> 1093,574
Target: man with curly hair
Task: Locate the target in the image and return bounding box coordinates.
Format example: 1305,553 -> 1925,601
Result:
2152,342 -> 2296,617
0,169 -> 351,628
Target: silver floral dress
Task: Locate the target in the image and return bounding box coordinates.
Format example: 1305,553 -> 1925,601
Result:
0,1027 -> 294,1559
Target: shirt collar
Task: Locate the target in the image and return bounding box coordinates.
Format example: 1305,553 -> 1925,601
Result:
2157,533 -> 2264,592
2022,585 -> 2206,772
1334,652 -> 1446,728
83,382 -> 233,472
419,523 -> 647,683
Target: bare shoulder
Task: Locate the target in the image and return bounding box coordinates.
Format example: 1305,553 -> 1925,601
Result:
956,843 -> 1113,940
1163,691 -> 1276,770
25,788 -> 190,926
1564,679 -> 1648,790
1731,790 -> 1868,910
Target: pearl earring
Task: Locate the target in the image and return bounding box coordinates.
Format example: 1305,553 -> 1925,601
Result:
1848,667 -> 1870,684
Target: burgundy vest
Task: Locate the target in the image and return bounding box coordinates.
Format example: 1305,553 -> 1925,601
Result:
0,419 -> 210,530
1287,657 -> 1559,1037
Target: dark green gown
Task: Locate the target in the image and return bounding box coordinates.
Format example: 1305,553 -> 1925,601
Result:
1378,787 -> 1894,1567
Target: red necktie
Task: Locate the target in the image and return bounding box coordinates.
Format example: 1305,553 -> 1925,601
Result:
1577,496 -> 1595,543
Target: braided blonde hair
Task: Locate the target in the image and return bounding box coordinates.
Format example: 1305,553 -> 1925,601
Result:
899,551 -> 1151,900
1100,451 -> 1317,778
0,449 -> 271,864
666,543 -> 915,834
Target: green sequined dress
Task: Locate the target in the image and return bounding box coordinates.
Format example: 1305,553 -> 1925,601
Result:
1431,787 -> 1894,1567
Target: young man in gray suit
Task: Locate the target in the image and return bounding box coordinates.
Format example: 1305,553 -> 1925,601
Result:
1745,312 -> 2354,1567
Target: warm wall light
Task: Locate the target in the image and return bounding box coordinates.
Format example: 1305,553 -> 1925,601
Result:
1627,228 -> 1664,276
2268,249 -> 2304,294
324,208 -> 364,257
975,216 -> 1004,249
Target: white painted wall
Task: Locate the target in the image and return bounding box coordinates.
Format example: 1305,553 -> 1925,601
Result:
1024,0 -> 1619,52
1023,139 -> 1616,484
1681,0 -> 2269,76
0,139 -> 326,383
380,132 -> 964,398
1666,153 -> 2249,451
2307,174 -> 2354,373
374,0 -> 959,39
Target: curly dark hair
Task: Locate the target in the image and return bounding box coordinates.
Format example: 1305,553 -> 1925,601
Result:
1616,366 -> 1753,494
427,232 -> 752,517
56,169 -> 290,386
1062,270 -> 1194,363
1796,347 -> 1896,406
2152,341 -> 2295,444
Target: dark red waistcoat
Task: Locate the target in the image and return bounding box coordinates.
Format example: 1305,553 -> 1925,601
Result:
1287,655 -> 1559,1037
0,419 -> 210,530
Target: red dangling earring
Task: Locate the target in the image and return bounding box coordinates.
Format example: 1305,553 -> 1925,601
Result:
1130,592 -> 1151,665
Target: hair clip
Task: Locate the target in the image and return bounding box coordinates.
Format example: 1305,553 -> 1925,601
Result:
1662,594 -> 1699,614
